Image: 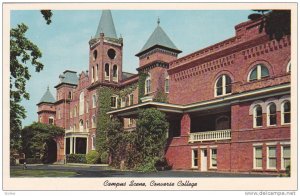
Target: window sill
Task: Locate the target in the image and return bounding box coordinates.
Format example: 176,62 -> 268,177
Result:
253,126 -> 263,129
252,168 -> 263,171
215,93 -> 232,98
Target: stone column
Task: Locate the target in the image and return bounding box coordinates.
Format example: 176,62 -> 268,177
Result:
180,113 -> 191,136
74,137 -> 76,154
70,137 -> 73,154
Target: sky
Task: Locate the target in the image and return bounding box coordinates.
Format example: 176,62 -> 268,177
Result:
10,9 -> 253,127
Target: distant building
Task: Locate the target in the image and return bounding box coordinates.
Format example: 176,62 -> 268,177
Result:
38,10 -> 291,173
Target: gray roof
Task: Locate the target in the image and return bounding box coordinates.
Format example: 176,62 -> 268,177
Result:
55,70 -> 78,88
95,10 -> 117,39
122,72 -> 136,80
137,23 -> 180,56
38,86 -> 55,104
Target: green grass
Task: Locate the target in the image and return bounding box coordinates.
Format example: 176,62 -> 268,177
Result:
10,169 -> 78,177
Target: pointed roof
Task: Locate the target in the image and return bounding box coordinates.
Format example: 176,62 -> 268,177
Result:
38,86 -> 55,104
95,10 -> 117,39
136,19 -> 181,56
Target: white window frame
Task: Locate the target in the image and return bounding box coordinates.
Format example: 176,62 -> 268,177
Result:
214,74 -> 232,97
145,75 -> 151,95
105,63 -> 110,81
92,94 -> 97,108
267,103 -> 277,127
95,64 -> 98,81
92,116 -> 96,128
112,65 -> 118,82
267,146 -> 277,170
248,64 -> 269,81
79,119 -> 84,132
191,148 -> 199,168
92,134 -> 96,150
111,95 -> 118,109
253,146 -> 263,170
210,148 -> 217,169
253,105 -> 263,128
48,116 -> 54,125
91,66 -> 94,83
129,94 -> 134,106
281,101 -> 291,125
281,144 -> 290,170
165,75 -> 170,93
121,97 -> 126,108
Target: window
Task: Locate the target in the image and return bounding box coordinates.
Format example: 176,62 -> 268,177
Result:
73,106 -> 77,117
93,50 -> 97,61
113,65 -> 118,82
215,75 -> 232,96
48,117 -> 54,125
58,109 -> 61,119
267,146 -> 277,169
68,91 -> 72,99
267,103 -> 277,126
129,94 -> 134,106
120,97 -> 125,108
165,76 -> 169,93
249,64 -> 269,81
92,66 -> 95,82
105,63 -> 110,80
95,64 -> 98,81
253,105 -> 263,128
210,148 -> 217,168
107,49 -> 116,59
111,96 -> 117,108
192,149 -> 198,168
39,116 -> 42,123
92,116 -> 96,128
79,119 -> 84,132
281,101 -> 290,124
128,118 -> 135,127
92,134 -> 96,150
281,145 -> 290,170
145,75 -> 151,94
253,146 -> 262,169
92,94 -> 97,108
79,92 -> 84,115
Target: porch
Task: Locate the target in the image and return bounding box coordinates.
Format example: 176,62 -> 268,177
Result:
65,129 -> 89,154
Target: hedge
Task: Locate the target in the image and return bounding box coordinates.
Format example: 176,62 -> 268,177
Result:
66,154 -> 87,163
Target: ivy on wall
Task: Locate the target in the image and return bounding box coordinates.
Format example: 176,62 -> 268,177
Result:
138,72 -> 148,103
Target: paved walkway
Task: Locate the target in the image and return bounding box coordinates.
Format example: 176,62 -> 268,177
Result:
11,164 -> 279,178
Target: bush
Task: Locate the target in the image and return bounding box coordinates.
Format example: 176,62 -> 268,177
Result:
10,157 -> 16,166
135,158 -> 157,172
154,158 -> 172,171
100,152 -> 109,164
86,151 -> 100,164
26,158 -> 42,164
286,165 -> 291,177
66,154 -> 87,163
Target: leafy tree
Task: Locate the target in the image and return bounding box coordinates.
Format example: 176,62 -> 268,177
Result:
10,10 -> 52,153
21,122 -> 64,160
248,10 -> 291,41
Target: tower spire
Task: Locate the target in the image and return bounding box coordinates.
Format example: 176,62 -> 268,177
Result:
157,17 -> 160,26
95,10 -> 117,39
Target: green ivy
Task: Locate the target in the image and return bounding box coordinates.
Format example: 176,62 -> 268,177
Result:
153,88 -> 168,103
138,72 -> 148,103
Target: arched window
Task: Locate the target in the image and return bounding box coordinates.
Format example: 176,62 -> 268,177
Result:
145,74 -> 151,95
92,94 -> 97,108
281,101 -> 291,125
215,116 -> 230,130
165,75 -> 170,93
267,103 -> 277,126
79,92 -> 84,115
249,64 -> 269,81
215,74 -> 232,97
79,119 -> 84,132
92,134 -> 96,150
68,91 -> 72,99
105,63 -> 110,80
253,105 -> 263,128
113,65 -> 118,82
287,61 -> 291,73
92,66 -> 95,82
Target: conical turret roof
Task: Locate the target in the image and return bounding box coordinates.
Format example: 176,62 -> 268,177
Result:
136,19 -> 181,56
95,10 -> 117,39
38,86 -> 56,104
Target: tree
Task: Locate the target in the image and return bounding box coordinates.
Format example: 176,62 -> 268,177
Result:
10,11 -> 52,153
248,10 -> 291,41
21,122 -> 64,161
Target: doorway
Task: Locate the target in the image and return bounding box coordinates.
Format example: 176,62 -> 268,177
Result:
201,149 -> 208,171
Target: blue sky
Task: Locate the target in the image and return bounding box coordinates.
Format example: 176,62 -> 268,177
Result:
10,10 -> 252,126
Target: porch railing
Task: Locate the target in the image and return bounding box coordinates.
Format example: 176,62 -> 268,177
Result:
189,129 -> 231,143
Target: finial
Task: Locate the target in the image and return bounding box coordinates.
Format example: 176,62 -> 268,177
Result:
157,17 -> 160,25
47,85 -> 49,90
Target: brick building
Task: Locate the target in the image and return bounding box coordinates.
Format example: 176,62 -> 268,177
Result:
37,10 -> 291,173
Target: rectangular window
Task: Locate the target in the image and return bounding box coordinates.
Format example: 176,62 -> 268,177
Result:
120,97 -> 125,108
281,146 -> 290,170
92,94 -> 96,108
192,149 -> 198,168
111,96 -> 117,108
48,118 -> 54,125
130,94 -> 134,106
211,149 -> 217,168
254,147 -> 262,169
268,146 -> 277,169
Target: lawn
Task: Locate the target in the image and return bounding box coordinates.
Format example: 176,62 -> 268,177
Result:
10,169 -> 78,177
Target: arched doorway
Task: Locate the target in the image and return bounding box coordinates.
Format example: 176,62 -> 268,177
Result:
43,139 -> 57,164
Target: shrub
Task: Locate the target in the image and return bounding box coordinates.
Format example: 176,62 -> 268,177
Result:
154,158 -> 172,171
10,157 -> 16,166
86,150 -> 100,164
26,158 -> 42,164
135,158 -> 157,172
286,165 -> 291,177
66,154 -> 86,163
100,152 -> 109,164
